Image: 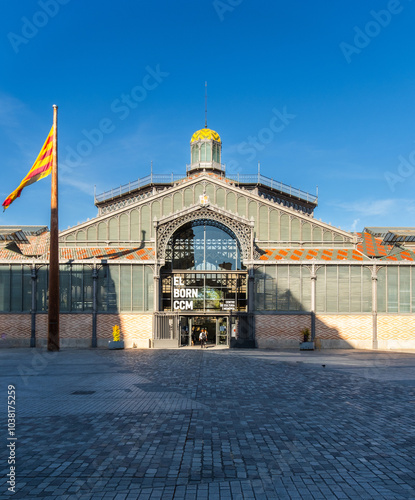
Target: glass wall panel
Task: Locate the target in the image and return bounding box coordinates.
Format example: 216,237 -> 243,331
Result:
362,268 -> 372,312
387,267 -> 399,313
184,189 -> 193,207
120,266 -> 131,311
132,266 -> 143,311
377,267 -> 386,312
0,266 -> 10,311
289,266 -> 302,311
120,214 -> 129,240
276,265 -> 289,311
109,218 -> 118,240
87,226 -> 96,242
326,266 -> 338,312
146,266 -> 153,312
162,197 -> 172,217
280,215 -> 289,241
0,266 -> 32,312
302,222 -> 311,241
338,266 -> 349,312
291,219 -> 300,241
315,265 -> 373,313
254,265 -> 311,312
59,264 -> 71,312
264,267 -> 276,311
399,267 -> 411,313
350,267 -> 362,312
130,209 -> 140,240
141,206 -> 150,242
313,226 -> 322,242
106,265 -> 119,312
71,265 -> 84,311
97,266 -> 108,312
227,192 -> 236,213
10,267 -> 23,312
83,267 -> 93,312
37,267 -> 48,312
22,267 -> 32,312
216,188 -> 225,208
98,222 -> 107,241
269,210 -> 279,241
259,206 -> 268,241
301,268 -> 311,311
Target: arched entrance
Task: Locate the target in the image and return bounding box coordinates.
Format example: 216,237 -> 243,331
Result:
153,215 -> 254,348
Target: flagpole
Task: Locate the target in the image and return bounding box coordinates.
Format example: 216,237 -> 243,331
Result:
48,105 -> 59,351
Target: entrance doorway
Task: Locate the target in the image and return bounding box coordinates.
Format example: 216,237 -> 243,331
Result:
179,316 -> 231,347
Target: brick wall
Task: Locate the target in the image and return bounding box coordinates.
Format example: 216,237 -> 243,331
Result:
0,314 -> 31,346
0,312 -> 152,348
255,314 -> 311,348
315,314 -> 373,349
377,315 -> 415,349
255,313 -> 374,349
97,314 -> 153,348
2,311 -> 415,350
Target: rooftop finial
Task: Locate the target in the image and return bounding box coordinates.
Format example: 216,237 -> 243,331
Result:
205,81 -> 207,128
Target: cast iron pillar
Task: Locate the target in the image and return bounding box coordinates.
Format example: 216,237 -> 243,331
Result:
30,264 -> 37,348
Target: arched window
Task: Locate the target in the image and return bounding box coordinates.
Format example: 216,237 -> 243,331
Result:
165,220 -> 244,271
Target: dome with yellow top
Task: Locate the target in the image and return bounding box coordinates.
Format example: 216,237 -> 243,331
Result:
190,127 -> 221,143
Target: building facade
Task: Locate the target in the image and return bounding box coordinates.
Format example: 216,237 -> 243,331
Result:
1,126 -> 415,349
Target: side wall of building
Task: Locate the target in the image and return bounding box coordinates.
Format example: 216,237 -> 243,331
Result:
0,313 -> 153,348
255,313 -> 374,349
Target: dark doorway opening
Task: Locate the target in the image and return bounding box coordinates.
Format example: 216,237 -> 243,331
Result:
179,316 -> 231,347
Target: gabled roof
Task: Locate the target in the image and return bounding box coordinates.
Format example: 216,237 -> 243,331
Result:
357,232 -> 415,261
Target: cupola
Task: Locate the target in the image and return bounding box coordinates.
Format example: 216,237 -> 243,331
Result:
188,126 -> 223,175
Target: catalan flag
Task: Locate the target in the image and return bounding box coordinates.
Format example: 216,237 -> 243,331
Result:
2,125 -> 54,210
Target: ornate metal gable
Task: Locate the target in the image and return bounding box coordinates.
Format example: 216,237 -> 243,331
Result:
155,203 -> 256,262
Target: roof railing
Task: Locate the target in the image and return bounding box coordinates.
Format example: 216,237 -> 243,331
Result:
95,173 -> 185,203
228,173 -> 318,204
95,170 -> 318,205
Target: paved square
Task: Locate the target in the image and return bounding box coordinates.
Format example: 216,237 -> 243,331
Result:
1,347 -> 415,499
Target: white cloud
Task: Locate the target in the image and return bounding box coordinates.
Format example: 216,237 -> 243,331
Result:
60,174 -> 94,196
330,199 -> 396,217
350,218 -> 360,232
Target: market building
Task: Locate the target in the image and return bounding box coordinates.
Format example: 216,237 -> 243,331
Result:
1,126 -> 415,349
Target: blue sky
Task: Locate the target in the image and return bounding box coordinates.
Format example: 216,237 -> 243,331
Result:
1,0 -> 415,232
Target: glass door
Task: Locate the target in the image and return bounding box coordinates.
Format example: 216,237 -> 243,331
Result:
179,316 -> 190,346
216,317 -> 229,346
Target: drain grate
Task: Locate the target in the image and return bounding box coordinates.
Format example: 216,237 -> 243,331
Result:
71,390 -> 95,395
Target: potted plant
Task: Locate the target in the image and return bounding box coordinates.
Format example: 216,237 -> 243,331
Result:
299,327 -> 314,350
108,325 -> 124,350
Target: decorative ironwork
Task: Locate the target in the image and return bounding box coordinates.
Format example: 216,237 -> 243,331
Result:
99,191 -> 153,215
156,205 -> 255,262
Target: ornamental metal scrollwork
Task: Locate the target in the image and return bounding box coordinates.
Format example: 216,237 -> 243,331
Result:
156,205 -> 256,261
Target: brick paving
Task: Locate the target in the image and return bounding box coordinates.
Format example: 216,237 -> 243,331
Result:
1,348 -> 415,499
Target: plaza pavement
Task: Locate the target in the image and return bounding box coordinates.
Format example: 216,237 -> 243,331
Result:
1,346 -> 415,499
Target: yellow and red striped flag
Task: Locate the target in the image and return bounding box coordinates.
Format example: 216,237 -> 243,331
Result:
2,125 -> 54,210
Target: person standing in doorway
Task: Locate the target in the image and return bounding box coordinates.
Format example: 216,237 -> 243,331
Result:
199,329 -> 207,348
